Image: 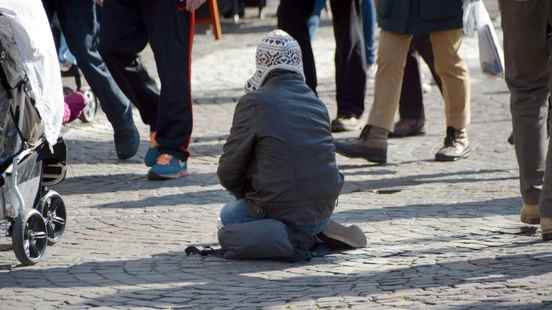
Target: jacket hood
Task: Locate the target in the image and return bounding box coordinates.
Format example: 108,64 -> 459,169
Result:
245,29 -> 305,93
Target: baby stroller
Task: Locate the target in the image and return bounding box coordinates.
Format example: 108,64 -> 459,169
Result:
0,12 -> 67,265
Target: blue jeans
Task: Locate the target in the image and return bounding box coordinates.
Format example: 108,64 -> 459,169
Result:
362,0 -> 376,65
220,199 -> 329,236
307,0 -> 326,40
43,0 -> 134,131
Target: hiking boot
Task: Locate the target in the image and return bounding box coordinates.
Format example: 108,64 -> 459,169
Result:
389,118 -> 426,138
114,124 -> 140,160
320,220 -> 367,248
148,154 -> 189,180
331,115 -> 361,132
435,127 -> 471,161
145,132 -> 160,167
520,203 -> 540,225
334,125 -> 388,163
541,217 -> 552,241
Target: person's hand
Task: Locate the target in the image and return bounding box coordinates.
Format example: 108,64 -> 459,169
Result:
95,0 -> 104,6
186,0 -> 206,11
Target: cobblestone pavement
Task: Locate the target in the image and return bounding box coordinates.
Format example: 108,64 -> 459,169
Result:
3,1 -> 552,309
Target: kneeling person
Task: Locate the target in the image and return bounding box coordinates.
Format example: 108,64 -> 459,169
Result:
217,30 -> 366,255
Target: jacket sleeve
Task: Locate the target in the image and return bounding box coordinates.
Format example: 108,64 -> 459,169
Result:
217,96 -> 257,199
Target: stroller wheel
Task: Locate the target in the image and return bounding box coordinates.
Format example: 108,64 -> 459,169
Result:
12,209 -> 48,265
79,88 -> 99,123
38,190 -> 66,245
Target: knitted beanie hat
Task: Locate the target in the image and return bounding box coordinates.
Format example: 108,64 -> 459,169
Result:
245,29 -> 305,93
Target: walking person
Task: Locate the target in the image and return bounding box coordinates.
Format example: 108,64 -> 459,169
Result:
41,0 -> 140,160
98,0 -> 205,180
391,35 -> 443,138
277,0 -> 367,132
499,0 -> 552,240
335,0 -> 471,163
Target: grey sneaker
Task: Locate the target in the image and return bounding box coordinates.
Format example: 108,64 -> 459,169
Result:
334,125 -> 388,163
331,116 -> 361,132
114,124 -> 140,160
435,127 -> 471,161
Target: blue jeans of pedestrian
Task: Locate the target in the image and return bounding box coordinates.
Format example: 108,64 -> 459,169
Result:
362,0 -> 376,66
220,199 -> 329,236
42,0 -> 134,131
307,0 -> 326,40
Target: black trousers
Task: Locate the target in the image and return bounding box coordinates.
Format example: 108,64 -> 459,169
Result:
277,0 -> 367,118
398,35 -> 443,121
99,0 -> 194,160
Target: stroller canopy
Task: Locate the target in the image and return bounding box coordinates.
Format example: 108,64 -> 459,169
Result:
0,0 -> 64,146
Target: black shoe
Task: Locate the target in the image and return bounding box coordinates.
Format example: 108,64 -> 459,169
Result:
114,124 -> 140,160
389,118 -> 426,138
435,127 -> 471,161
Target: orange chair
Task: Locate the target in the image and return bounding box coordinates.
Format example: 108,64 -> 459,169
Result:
196,0 -> 222,40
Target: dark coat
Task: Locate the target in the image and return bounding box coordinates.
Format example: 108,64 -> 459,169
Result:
217,70 -> 344,227
377,0 -> 463,35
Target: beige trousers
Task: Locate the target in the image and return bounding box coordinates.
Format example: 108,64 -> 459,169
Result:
367,29 -> 471,131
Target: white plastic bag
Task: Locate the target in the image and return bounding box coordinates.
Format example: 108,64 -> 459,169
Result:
464,0 -> 505,77
479,23 -> 505,77
463,0 -> 485,37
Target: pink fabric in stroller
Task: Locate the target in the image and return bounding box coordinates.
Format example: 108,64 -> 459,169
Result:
63,92 -> 86,124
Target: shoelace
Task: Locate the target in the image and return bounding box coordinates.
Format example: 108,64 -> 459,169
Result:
444,128 -> 457,147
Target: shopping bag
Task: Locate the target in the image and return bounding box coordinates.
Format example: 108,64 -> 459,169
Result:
478,23 -> 505,77
463,0 -> 485,37
464,0 -> 505,77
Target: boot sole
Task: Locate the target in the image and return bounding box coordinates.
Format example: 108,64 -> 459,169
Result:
389,129 -> 426,138
335,144 -> 387,164
520,215 -> 540,225
337,150 -> 387,164
434,147 -> 471,162
322,220 -> 367,248
147,170 -> 190,181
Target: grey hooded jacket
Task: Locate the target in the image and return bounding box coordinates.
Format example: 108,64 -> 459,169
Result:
217,70 -> 344,227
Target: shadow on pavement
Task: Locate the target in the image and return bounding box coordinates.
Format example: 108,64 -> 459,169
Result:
341,169 -> 516,194
3,249 -> 551,308
92,189 -> 229,209
57,172 -> 221,196
333,197 -> 522,222
64,139 -> 225,165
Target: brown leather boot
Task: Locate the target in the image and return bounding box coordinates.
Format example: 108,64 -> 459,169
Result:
520,203 -> 540,225
541,217 -> 552,241
334,125 -> 389,163
435,127 -> 471,161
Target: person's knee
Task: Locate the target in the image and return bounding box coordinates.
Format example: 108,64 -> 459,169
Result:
219,203 -> 234,225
